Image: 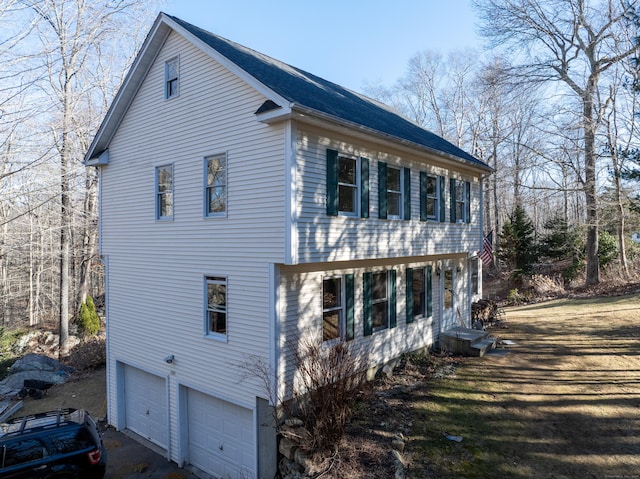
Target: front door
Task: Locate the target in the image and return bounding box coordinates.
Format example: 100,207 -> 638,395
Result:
440,265 -> 457,332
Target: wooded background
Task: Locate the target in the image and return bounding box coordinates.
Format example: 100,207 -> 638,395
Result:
1,1 -> 639,349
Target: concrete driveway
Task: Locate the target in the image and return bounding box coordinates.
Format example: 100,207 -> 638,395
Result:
101,426 -> 197,479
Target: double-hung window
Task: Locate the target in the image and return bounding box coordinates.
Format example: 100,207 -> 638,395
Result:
326,149 -> 369,218
406,266 -> 433,323
321,274 -> 355,342
338,156 -> 359,216
156,165 -> 173,220
426,175 -> 439,220
386,167 -> 402,219
450,179 -> 471,223
165,57 -> 179,99
206,276 -> 227,337
363,270 -> 397,335
205,154 -> 227,216
322,277 -> 344,341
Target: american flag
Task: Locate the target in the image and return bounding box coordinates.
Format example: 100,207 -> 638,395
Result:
480,231 -> 493,265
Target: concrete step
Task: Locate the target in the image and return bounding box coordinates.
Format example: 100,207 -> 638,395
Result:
440,326 -> 496,357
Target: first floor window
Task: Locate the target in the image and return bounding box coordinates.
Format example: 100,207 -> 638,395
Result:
156,165 -> 173,219
322,277 -> 344,341
205,154 -> 227,216
206,276 -> 227,335
372,271 -> 389,330
444,269 -> 453,309
412,268 -> 426,319
471,258 -> 479,295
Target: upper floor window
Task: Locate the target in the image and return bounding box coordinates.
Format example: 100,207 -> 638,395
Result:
426,175 -> 439,220
206,276 -> 227,337
378,162 -> 410,220
450,178 -> 471,223
165,57 -> 179,99
326,149 -> 369,218
156,165 -> 173,220
386,166 -> 402,219
205,154 -> 227,216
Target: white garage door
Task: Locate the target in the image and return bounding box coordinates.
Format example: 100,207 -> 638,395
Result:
124,365 -> 167,448
187,388 -> 255,478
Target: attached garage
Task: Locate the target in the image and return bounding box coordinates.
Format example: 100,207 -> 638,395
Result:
123,365 -> 168,448
185,387 -> 255,478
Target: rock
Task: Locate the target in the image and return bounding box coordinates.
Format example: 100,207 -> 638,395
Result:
285,417 -> 304,427
392,438 -> 405,453
392,449 -> 406,479
279,437 -> 298,461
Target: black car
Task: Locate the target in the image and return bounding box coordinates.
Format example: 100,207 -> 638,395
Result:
0,408 -> 106,479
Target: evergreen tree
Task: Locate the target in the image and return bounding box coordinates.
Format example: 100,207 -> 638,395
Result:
498,205 -> 537,274
540,216 -> 580,261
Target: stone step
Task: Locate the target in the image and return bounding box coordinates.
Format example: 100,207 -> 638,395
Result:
470,337 -> 497,357
440,327 -> 496,357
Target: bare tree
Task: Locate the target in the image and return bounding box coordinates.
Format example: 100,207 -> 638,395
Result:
474,0 -> 639,286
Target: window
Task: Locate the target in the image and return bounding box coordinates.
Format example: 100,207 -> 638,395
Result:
363,270 -> 396,335
386,166 -> 402,218
156,165 -> 173,219
2,439 -> 46,467
426,175 -> 439,220
326,149 -> 369,218
372,272 -> 389,331
322,277 -> 344,341
205,154 -> 227,216
412,268 -> 426,319
206,276 -> 227,336
406,266 -> 432,324
165,57 -> 179,99
338,156 -> 359,215
450,179 -> 471,223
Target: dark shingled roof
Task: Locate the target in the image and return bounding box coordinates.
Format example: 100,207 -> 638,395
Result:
168,14 -> 488,169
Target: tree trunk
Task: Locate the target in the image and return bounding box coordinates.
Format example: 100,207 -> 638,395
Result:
583,83 -> 599,286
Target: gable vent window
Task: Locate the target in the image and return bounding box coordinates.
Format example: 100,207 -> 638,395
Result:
165,57 -> 179,99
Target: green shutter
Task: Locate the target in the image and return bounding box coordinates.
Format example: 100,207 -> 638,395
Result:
345,273 -> 355,340
363,272 -> 372,336
406,268 -> 414,324
465,181 -> 471,223
426,265 -> 433,317
378,161 -> 387,219
439,176 -> 446,222
450,178 -> 456,223
419,172 -> 427,221
326,149 -> 339,216
403,167 -> 411,220
389,270 -> 397,328
361,158 -> 370,218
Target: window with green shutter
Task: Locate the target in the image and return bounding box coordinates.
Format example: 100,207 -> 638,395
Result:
327,150 -> 369,217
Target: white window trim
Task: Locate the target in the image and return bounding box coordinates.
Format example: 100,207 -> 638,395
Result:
372,270 -> 390,332
155,164 -> 174,221
387,166 -> 403,220
338,155 -> 360,217
204,153 -> 228,218
426,174 -> 440,221
322,275 -> 345,343
205,275 -> 228,342
164,56 -> 180,100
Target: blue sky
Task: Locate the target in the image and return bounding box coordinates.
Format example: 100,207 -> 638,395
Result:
164,0 -> 479,92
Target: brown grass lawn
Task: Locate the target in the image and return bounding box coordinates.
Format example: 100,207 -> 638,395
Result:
404,295 -> 640,478
337,294 -> 640,478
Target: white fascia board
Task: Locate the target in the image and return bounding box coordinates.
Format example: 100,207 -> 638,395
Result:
84,15 -> 170,164
164,16 -> 292,112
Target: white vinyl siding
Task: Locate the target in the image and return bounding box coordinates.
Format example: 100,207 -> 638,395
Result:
101,31 -> 284,467
294,126 -> 483,264
278,261 -> 444,399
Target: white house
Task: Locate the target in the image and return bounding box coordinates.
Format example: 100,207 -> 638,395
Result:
84,12 -> 492,479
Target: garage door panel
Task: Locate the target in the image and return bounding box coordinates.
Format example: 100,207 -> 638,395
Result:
186,388 -> 254,478
124,366 -> 167,448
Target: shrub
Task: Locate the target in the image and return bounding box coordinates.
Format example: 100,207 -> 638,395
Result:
78,296 -> 100,336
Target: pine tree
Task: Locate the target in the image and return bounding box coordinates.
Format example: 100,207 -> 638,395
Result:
498,205 -> 537,275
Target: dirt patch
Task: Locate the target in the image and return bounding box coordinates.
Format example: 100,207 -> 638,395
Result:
11,368 -> 106,420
